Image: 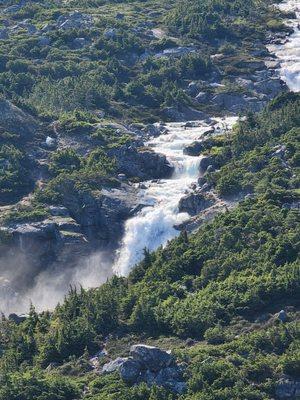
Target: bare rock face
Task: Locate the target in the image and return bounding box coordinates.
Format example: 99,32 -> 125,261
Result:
183,141 -> 205,156
109,146 -> 174,180
0,99 -> 38,136
199,155 -> 215,173
179,192 -> 215,216
130,344 -> 174,372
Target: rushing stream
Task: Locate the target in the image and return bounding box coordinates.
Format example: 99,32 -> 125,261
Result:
268,0 -> 300,91
114,0 -> 300,277
113,119 -> 237,276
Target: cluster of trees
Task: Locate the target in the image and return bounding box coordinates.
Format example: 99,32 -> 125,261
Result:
207,92 -> 300,197
0,0 -> 279,121
166,0 -> 276,40
0,143 -> 32,204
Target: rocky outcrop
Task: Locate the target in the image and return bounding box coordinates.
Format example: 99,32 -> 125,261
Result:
56,11 -> 93,30
130,344 -> 174,371
0,99 -> 38,136
179,192 -> 215,216
199,156 -> 215,173
109,146 -> 173,180
183,141 -> 205,156
163,106 -> 210,122
102,344 -> 187,394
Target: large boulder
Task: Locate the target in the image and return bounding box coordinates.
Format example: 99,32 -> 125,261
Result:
179,192 -> 215,216
119,359 -> 142,383
102,344 -> 186,394
0,99 -> 38,136
102,357 -> 128,374
154,366 -> 187,394
211,93 -> 247,113
183,141 -> 205,156
199,156 -> 215,173
109,146 -> 173,180
253,78 -> 286,98
163,106 -> 210,122
130,344 -> 174,372
57,11 -> 93,30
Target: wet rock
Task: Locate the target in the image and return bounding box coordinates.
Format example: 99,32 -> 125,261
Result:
143,123 -> 168,138
163,106 -> 210,122
206,165 -> 215,173
130,344 -> 174,372
179,192 -> 215,216
199,156 -> 215,173
183,141 -> 204,156
109,146 -> 173,180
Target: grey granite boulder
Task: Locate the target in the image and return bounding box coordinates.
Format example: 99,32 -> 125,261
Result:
102,357 -> 128,374
119,358 -> 142,383
130,344 -> 174,372
183,141 -> 205,156
0,99 -> 38,136
179,192 -> 214,216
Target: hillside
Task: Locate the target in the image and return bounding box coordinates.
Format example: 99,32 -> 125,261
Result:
0,0 -> 296,311
0,0 -> 299,398
0,92 -> 299,399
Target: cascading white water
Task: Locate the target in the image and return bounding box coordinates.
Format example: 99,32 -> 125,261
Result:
114,117 -> 238,276
114,0 -> 300,277
268,0 -> 300,92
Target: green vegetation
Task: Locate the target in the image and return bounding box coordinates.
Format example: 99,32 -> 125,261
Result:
0,144 -> 32,204
0,93 -> 299,399
207,93 -> 300,196
0,0 -> 299,399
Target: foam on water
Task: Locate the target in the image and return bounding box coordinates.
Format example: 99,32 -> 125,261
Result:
114,118 -> 238,276
268,0 -> 300,92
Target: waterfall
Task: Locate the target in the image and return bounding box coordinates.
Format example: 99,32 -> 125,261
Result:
113,118 -> 238,276
268,0 -> 300,92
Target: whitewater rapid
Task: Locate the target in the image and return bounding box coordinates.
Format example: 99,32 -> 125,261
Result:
268,0 -> 300,92
114,117 -> 238,276
114,0 -> 300,277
